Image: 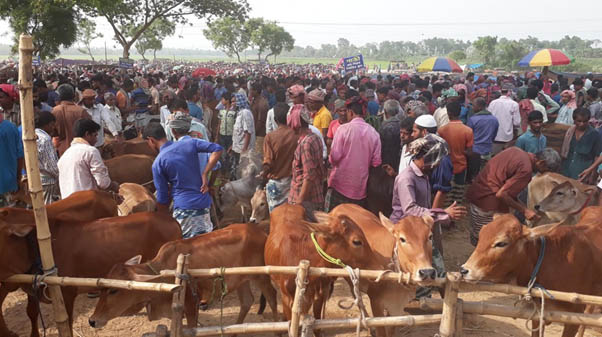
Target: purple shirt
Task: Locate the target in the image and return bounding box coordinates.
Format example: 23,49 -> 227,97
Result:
390,161 -> 450,224
467,111 -> 499,155
328,117 -> 382,200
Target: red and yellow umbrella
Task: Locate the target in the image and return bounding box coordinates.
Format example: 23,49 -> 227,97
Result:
518,49 -> 571,67
417,57 -> 463,73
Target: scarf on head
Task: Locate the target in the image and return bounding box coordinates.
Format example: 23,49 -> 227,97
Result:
287,104 -> 305,130
234,92 -> 250,110
408,134 -> 449,168
561,90 -> 577,109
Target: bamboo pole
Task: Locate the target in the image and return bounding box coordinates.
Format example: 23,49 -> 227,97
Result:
4,274 -> 180,292
418,298 -> 602,328
439,272 -> 460,337
18,34 -> 72,337
289,260 -> 310,337
183,314 -> 442,337
162,266 -> 445,287
459,282 -> 602,306
171,254 -> 190,337
455,299 -> 464,337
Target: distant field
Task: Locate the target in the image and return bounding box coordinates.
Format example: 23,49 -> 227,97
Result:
2,53 -> 601,72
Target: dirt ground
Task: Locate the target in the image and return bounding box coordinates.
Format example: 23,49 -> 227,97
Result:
3,217 -> 601,337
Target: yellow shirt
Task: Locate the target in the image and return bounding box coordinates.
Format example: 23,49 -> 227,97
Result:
313,106 -> 333,131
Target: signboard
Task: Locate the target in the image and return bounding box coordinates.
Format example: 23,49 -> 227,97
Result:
343,54 -> 365,72
119,57 -> 135,69
32,55 -> 41,66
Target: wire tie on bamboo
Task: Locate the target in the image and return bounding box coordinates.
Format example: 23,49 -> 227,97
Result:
344,266 -> 370,337
175,272 -> 190,281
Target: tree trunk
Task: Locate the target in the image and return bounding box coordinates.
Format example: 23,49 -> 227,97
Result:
236,52 -> 242,63
122,43 -> 130,58
88,46 -> 95,62
153,49 -> 157,62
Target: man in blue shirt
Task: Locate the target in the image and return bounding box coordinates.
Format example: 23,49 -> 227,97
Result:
515,110 -> 547,154
0,114 -> 24,207
144,121 -> 222,238
184,87 -> 203,121
467,97 -> 499,161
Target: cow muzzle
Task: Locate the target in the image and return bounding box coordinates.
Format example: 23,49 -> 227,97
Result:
417,268 -> 437,281
88,318 -> 107,329
534,204 -> 541,211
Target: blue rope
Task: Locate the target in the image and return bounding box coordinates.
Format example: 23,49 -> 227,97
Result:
528,236 -> 555,300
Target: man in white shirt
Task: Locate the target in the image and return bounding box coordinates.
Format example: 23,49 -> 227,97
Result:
103,92 -> 123,135
58,119 -> 119,199
80,89 -> 120,147
488,83 -> 520,155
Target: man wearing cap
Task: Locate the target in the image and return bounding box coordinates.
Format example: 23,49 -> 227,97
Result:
326,97 -> 382,211
0,84 -> 20,126
432,88 -> 460,128
288,107 -> 326,210
306,89 -> 332,139
80,88 -> 121,148
52,84 -> 91,155
144,120 -> 223,239
488,83 -> 520,155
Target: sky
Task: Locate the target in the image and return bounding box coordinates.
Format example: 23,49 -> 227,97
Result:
1,0 -> 602,50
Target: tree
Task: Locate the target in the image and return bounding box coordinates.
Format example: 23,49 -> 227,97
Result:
0,0 -> 78,60
473,36 -> 498,66
448,50 -> 467,62
263,25 -> 294,62
81,0 -> 250,58
496,40 -> 527,70
204,16 -> 250,63
76,18 -> 103,61
248,19 -> 294,62
132,19 -> 176,61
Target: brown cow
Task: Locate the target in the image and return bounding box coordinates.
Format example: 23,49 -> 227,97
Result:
330,204 -> 435,337
249,187 -> 268,224
461,211 -> 602,337
105,154 -> 154,186
100,138 -> 156,160
264,203 -> 381,331
0,211 -> 181,337
89,223 -> 278,329
118,183 -> 156,215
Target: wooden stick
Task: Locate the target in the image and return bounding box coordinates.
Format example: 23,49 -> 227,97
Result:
459,282 -> 602,306
18,34 -> 73,337
439,272 -> 460,337
289,260 -> 310,337
162,266 -> 445,287
455,299 -> 464,337
183,314 -> 442,336
419,298 -> 602,328
171,254 -> 189,337
4,274 -> 180,292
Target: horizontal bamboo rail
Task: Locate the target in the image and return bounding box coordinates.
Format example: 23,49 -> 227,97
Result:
460,282 -> 602,306
183,314 -> 442,337
161,265 -> 446,286
417,298 -> 602,328
4,274 -> 181,293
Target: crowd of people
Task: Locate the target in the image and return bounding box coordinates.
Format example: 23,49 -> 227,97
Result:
1,62 -> 602,277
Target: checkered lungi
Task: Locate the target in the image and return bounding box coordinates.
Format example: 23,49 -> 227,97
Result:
173,208 -> 213,239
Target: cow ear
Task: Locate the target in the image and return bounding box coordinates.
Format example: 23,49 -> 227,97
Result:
125,255 -> 143,266
313,211 -> 330,224
7,223 -> 36,237
523,223 -> 560,241
379,213 -> 395,233
421,215 -> 434,229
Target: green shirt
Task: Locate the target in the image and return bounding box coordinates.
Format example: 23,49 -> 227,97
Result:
562,126 -> 602,179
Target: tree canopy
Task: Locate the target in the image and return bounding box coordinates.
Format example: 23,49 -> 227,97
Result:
81,0 -> 250,58
203,17 -> 250,63
132,19 -> 176,61
77,18 -> 103,61
0,0 -> 78,60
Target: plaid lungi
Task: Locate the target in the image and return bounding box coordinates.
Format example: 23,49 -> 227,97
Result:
173,208 -> 213,239
469,203 -> 494,246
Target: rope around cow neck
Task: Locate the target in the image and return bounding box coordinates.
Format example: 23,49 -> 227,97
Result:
310,232 -> 346,268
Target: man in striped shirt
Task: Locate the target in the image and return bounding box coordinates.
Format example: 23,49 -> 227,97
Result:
35,111 -> 60,204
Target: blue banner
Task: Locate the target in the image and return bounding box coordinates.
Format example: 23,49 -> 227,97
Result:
343,54 -> 365,72
32,55 -> 41,66
119,57 -> 135,69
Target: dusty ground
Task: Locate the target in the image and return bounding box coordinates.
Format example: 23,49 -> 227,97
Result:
3,218 -> 601,337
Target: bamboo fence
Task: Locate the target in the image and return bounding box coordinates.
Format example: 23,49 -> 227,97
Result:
18,34 -> 72,337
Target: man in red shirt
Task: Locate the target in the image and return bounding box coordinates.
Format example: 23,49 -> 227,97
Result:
438,101 -> 474,204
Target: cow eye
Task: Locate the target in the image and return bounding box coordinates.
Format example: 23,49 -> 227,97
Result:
352,239 -> 363,246
399,237 -> 406,243
428,234 -> 433,241
556,191 -> 563,196
493,242 -> 508,248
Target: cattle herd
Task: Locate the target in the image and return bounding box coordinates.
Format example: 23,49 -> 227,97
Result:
1,141 -> 602,337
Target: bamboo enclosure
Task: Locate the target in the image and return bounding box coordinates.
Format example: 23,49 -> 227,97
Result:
18,34 -> 73,337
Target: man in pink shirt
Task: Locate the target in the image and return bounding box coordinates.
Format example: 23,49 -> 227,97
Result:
325,96 -> 381,211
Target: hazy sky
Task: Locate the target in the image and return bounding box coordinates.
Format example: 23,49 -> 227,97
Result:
1,0 -> 601,50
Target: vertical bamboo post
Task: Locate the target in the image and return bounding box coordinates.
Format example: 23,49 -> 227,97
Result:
439,272 -> 460,337
171,254 -> 190,337
18,34 -> 73,337
289,260 -> 310,337
455,299 -> 464,337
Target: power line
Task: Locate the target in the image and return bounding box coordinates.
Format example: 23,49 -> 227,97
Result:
277,18 -> 600,27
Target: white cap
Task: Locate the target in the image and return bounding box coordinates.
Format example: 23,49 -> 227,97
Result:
415,115 -> 437,128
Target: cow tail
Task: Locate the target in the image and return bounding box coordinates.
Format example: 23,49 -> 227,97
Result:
257,294 -> 266,314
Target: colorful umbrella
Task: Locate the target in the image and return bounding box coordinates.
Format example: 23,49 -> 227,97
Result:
192,67 -> 217,78
518,49 -> 571,67
417,57 -> 463,73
